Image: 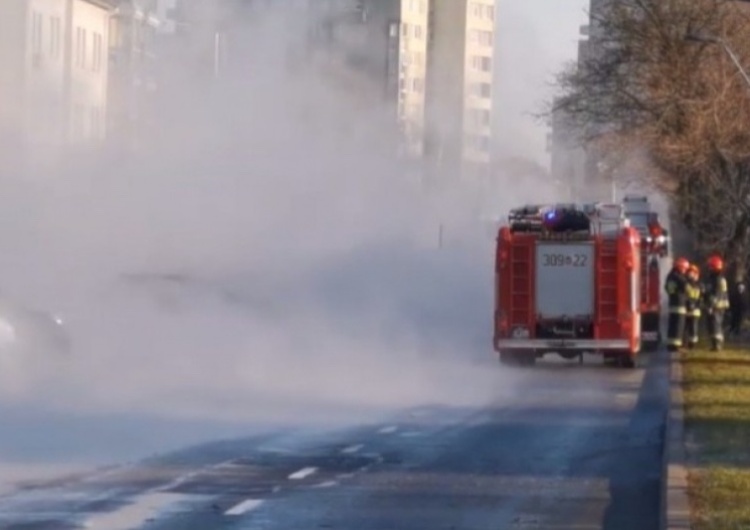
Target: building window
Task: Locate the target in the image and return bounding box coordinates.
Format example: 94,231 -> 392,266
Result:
31,11 -> 43,55
92,33 -> 103,72
467,108 -> 491,128
471,55 -> 492,72
75,27 -> 87,68
49,17 -> 61,59
471,2 -> 495,21
402,23 -> 409,38
470,29 -> 493,46
414,25 -> 424,40
412,77 -> 424,93
470,82 -> 492,99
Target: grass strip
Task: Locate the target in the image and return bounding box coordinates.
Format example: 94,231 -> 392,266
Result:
683,347 -> 750,530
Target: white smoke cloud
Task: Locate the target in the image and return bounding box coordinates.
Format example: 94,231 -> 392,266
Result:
0,2 -> 562,471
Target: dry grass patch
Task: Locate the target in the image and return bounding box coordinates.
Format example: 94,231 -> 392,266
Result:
683,347 -> 750,530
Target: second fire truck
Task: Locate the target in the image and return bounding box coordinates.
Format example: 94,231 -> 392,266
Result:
621,195 -> 670,350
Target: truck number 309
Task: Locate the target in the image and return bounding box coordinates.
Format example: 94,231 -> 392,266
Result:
541,253 -> 588,267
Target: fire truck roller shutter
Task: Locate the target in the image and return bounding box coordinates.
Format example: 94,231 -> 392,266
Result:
535,241 -> 595,318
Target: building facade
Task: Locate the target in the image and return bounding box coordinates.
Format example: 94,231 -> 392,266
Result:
107,0 -> 161,150
548,0 -> 606,201
424,0 -> 495,181
0,0 -> 114,169
304,0 -> 495,180
68,0 -> 113,145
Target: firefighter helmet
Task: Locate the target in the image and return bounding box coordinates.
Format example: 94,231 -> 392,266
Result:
688,264 -> 700,278
675,257 -> 690,274
707,255 -> 724,272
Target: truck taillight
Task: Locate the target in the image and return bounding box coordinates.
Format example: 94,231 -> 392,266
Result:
497,311 -> 508,332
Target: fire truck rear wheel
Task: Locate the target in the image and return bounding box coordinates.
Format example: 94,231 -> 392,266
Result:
618,353 -> 637,369
499,351 -> 536,366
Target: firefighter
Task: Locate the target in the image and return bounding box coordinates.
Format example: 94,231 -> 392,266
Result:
704,254 -> 730,351
684,264 -> 702,349
665,257 -> 690,352
728,282 -> 746,337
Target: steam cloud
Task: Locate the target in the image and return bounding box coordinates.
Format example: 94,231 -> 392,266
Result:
0,4 -> 557,439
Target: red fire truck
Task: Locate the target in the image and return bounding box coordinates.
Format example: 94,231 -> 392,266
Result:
622,195 -> 670,350
493,202 -> 643,368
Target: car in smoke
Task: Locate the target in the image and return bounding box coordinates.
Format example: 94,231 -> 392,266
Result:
0,295 -> 71,360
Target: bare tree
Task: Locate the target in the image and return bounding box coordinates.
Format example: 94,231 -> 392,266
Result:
551,0 -> 750,278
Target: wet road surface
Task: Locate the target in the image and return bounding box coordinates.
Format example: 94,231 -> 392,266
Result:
0,351 -> 668,530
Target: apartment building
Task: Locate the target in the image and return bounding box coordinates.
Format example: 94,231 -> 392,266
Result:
424,0 -> 495,180
303,0 -> 429,157
69,0 -> 113,144
0,0 -> 114,163
547,0 -> 606,201
108,0 -> 161,149
394,0 -> 430,157
306,0 -> 495,177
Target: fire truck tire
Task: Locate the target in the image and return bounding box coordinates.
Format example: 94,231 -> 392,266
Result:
499,350 -> 536,366
618,353 -> 637,369
642,335 -> 661,352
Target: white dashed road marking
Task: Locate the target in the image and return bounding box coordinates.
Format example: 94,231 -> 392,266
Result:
340,444 -> 364,454
224,499 -> 264,516
378,426 -> 398,434
313,480 -> 338,489
399,431 -> 423,438
288,467 -> 318,480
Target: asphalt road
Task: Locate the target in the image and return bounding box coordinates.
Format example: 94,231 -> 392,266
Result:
0,351 -> 668,530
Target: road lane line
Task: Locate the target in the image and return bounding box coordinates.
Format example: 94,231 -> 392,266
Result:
399,431 -> 423,437
340,444 -> 364,454
313,480 -> 338,488
288,467 -> 318,480
83,492 -> 198,529
378,426 -> 398,434
224,499 -> 264,516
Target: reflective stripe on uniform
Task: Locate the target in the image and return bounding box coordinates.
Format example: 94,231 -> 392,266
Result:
691,309 -> 701,317
667,338 -> 683,346
713,334 -> 724,341
669,307 -> 686,314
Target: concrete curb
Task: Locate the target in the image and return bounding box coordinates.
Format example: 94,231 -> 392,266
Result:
662,350 -> 692,530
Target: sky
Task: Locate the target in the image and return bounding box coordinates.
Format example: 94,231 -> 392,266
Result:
493,0 -> 591,167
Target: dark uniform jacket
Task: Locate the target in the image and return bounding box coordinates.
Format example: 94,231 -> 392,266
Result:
665,269 -> 688,313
